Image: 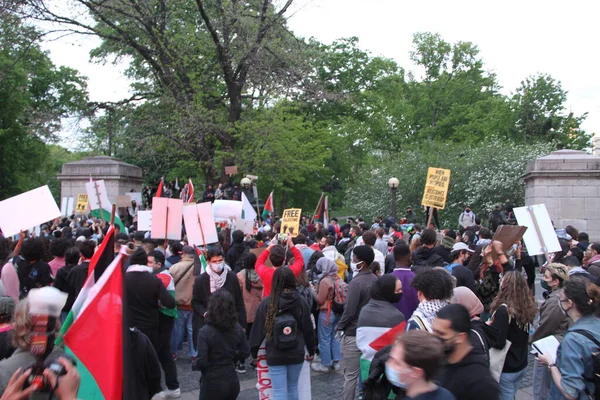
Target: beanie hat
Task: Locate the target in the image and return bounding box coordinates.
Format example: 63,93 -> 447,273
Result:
353,245 -> 375,266
0,297 -> 15,320
442,235 -> 456,250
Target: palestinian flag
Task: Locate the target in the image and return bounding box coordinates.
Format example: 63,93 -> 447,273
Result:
62,251 -> 127,399
357,321 -> 406,382
90,209 -> 127,234
313,193 -> 329,228
261,191 -> 274,220
156,177 -> 164,198
194,245 -> 208,274
186,178 -> 194,203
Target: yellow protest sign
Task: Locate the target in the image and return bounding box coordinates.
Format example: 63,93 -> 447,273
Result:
281,208 -> 302,237
75,194 -> 89,213
421,168 -> 451,209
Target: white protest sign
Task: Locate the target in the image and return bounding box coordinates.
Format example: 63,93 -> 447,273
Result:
256,341 -> 311,400
212,200 -> 243,221
235,219 -> 255,235
137,210 -> 152,231
126,192 -> 143,206
514,204 -> 561,256
183,203 -> 219,246
151,198 -> 183,240
0,186 -> 61,237
61,197 -> 75,217
85,180 -> 112,211
241,192 -> 257,221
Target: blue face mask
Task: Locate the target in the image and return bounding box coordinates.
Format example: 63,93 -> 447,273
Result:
385,363 -> 407,389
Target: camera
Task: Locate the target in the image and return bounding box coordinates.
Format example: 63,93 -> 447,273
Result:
24,356 -> 75,392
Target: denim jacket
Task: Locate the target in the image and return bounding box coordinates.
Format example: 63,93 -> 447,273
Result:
550,315 -> 600,400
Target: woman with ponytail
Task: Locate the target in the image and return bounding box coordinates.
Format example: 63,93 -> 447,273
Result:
537,277 -> 600,400
249,267 -> 316,400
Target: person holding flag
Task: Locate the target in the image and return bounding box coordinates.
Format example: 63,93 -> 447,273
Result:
262,191 -> 274,220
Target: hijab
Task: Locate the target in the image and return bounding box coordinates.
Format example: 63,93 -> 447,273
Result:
451,286 -> 484,317
370,274 -> 402,304
316,257 -> 338,280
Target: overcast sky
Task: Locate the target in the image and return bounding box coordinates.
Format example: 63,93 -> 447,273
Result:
43,0 -> 600,146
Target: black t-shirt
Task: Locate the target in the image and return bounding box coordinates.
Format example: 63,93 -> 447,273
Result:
406,386 -> 456,400
16,259 -> 53,298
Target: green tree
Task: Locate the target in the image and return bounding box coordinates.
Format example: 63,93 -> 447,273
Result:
0,11 -> 88,199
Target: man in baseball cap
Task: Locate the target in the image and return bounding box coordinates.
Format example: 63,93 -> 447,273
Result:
447,243 -> 476,291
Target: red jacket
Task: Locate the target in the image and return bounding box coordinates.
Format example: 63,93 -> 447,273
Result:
256,246 -> 304,298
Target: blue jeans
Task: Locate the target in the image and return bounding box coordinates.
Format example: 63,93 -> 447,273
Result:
499,368 -> 527,400
171,310 -> 196,357
318,311 -> 341,367
268,363 -> 303,400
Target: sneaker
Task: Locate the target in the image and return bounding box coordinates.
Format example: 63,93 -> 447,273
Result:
332,361 -> 341,371
152,388 -> 181,399
235,362 -> 247,374
249,361 -> 257,370
311,362 -> 330,373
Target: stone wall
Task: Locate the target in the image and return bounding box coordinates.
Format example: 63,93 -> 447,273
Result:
58,156 -> 143,201
524,150 -> 600,241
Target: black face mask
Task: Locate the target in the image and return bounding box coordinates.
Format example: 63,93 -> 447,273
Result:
390,292 -> 403,304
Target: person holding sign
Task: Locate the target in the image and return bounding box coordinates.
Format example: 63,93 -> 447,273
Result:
255,235 -> 304,298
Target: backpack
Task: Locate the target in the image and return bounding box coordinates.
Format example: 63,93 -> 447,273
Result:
571,330 -> 600,399
329,276 -> 348,315
273,311 -> 298,350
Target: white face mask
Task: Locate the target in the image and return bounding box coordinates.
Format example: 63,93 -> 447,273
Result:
211,261 -> 225,273
351,261 -> 363,273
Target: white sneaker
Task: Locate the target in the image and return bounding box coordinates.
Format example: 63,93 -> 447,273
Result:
332,361 -> 341,371
152,388 -> 181,399
311,362 -> 330,373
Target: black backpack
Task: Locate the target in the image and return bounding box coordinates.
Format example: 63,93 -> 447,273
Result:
572,330 -> 600,399
273,311 -> 298,350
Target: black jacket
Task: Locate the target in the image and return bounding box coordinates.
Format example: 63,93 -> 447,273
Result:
411,247 -> 446,268
226,243 -> 247,273
490,305 -> 529,373
16,259 -> 53,298
127,328 -> 162,400
53,264 -> 77,313
433,245 -> 452,264
437,348 -> 499,400
337,268 -> 378,336
125,267 -> 176,333
451,265 -> 476,293
363,345 -> 402,400
249,290 -> 315,366
194,323 -> 249,381
192,270 -> 247,330
65,261 -> 90,301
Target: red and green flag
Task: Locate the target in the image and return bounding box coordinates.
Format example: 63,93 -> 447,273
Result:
262,191 -> 274,219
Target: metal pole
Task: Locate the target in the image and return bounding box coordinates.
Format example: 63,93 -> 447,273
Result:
391,187 -> 397,221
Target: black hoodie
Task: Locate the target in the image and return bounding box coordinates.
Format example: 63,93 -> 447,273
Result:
411,247 -> 446,269
249,289 -> 315,366
437,348 -> 499,400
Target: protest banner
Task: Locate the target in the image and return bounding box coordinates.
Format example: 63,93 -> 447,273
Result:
61,197 -> 75,216
281,208 -> 302,237
85,180 -> 112,211
224,165 -> 238,176
513,204 -> 561,259
256,341 -> 311,400
126,192 -> 142,205
0,185 -> 61,237
75,194 -> 89,213
137,210 -> 152,231
151,198 -> 183,240
421,167 -> 451,210
183,203 -> 219,246
491,225 -> 528,258
241,192 -> 257,221
235,219 -> 255,235
212,200 -> 243,220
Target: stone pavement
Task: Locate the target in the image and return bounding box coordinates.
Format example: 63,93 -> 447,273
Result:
173,351 -> 535,399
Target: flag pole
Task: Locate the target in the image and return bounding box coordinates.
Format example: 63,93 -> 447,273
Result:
164,201 -> 169,250
92,180 -> 104,222
110,204 -> 116,226
196,210 -> 207,254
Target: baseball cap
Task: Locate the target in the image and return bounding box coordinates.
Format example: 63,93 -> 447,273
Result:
452,242 -> 475,253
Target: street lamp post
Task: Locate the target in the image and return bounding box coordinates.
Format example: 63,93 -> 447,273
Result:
388,177 -> 400,221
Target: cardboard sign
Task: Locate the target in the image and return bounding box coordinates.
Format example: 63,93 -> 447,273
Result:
492,225 -> 528,253
75,194 -> 88,213
421,167 -> 451,209
513,204 -> 561,256
241,192 -> 257,221
151,198 -> 183,240
61,197 -> 75,217
212,200 -> 243,221
224,165 -> 238,176
116,195 -> 131,207
0,186 -> 61,237
183,203 -> 219,246
85,180 -> 112,211
281,208 -> 302,237
137,210 -> 152,231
